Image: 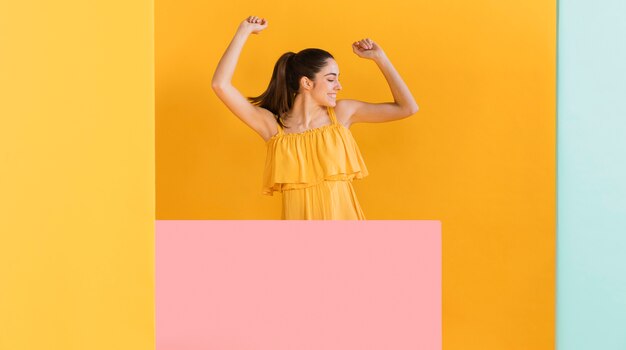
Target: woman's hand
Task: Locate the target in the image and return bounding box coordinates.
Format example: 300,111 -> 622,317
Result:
238,16 -> 268,35
352,38 -> 385,60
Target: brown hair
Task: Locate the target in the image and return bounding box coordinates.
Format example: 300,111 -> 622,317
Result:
247,48 -> 334,128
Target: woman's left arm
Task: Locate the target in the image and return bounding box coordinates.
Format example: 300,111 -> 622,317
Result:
339,38 -> 419,126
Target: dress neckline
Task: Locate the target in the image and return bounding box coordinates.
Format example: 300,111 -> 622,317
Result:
267,106 -> 341,142
282,122 -> 336,136
266,123 -> 343,144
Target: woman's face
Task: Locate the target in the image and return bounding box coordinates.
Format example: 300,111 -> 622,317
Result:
306,58 -> 342,107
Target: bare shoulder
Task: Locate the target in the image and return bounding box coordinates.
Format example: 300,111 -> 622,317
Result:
256,107 -> 280,142
211,83 -> 280,142
333,99 -> 358,128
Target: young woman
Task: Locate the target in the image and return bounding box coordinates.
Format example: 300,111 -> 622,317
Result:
212,16 -> 419,220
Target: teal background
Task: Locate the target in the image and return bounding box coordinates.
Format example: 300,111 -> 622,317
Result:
557,0 -> 626,348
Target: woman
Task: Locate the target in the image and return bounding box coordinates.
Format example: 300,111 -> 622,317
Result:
212,16 -> 419,220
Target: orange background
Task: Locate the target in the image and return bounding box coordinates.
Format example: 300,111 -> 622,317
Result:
157,1 -> 556,348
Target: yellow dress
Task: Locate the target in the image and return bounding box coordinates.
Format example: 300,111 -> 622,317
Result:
263,106 -> 369,220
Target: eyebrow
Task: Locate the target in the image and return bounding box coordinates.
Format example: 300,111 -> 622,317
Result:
324,73 -> 339,77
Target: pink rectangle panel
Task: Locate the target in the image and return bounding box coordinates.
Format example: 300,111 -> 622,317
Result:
156,220 -> 441,350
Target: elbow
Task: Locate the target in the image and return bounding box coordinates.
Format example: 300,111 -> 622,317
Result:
396,102 -> 419,117
211,79 -> 231,91
406,103 -> 419,116
211,81 -> 224,91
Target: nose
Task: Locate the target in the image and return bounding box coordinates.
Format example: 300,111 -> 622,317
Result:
336,80 -> 342,91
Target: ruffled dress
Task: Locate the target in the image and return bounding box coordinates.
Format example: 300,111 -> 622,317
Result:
263,106 -> 368,220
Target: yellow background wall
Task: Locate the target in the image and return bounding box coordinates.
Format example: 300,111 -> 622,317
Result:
157,1 -> 555,349
0,1 -> 155,349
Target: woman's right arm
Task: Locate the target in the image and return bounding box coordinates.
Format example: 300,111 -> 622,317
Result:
211,16 -> 277,142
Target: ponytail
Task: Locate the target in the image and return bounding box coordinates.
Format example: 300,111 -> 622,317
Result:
248,48 -> 334,129
248,52 -> 296,128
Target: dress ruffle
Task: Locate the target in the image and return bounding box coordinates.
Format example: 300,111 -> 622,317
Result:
262,122 -> 368,196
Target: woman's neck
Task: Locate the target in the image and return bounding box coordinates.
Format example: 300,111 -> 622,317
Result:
284,94 -> 328,129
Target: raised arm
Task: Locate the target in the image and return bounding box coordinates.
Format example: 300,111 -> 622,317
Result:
338,38 -> 419,126
211,16 -> 277,141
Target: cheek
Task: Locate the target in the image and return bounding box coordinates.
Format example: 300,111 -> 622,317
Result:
317,85 -> 329,94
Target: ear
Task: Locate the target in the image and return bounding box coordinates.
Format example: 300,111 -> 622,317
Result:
300,76 -> 313,90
